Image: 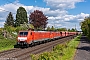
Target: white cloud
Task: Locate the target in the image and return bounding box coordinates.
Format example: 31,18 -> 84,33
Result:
0,2 -> 23,13
0,22 -> 4,27
46,12 -> 89,31
44,0 -> 84,10
0,7 -> 5,12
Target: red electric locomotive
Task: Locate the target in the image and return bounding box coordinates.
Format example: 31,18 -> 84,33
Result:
16,30 -> 77,47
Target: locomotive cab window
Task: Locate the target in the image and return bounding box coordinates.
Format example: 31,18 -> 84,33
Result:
19,32 -> 28,36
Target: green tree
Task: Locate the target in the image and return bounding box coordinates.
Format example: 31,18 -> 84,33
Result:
68,29 -> 71,32
71,28 -> 76,32
15,7 -> 28,27
57,28 -> 67,31
68,28 -> 76,32
46,26 -> 51,31
51,26 -> 55,31
80,16 -> 90,37
5,12 -> 14,27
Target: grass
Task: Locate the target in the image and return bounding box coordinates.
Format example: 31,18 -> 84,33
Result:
0,35 -> 16,52
31,35 -> 81,60
60,35 -> 81,60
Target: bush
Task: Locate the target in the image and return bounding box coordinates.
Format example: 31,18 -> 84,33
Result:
0,36 -> 16,51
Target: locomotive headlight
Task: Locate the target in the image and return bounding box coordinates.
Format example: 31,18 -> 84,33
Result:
18,37 -> 27,41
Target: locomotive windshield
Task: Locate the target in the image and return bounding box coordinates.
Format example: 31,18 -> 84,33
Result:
19,32 -> 28,36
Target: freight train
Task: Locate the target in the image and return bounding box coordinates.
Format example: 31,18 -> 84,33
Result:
16,30 -> 77,47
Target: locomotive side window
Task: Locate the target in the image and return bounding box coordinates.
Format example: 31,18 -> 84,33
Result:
65,32 -> 66,36
60,32 -> 62,36
31,32 -> 32,35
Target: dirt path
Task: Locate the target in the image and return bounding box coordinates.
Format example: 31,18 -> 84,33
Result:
74,35 -> 90,60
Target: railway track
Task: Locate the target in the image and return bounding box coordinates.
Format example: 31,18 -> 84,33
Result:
0,35 -> 76,60
0,48 -> 21,57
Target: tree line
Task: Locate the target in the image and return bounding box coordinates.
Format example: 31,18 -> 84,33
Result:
46,26 -> 76,31
5,7 -> 48,30
80,16 -> 90,38
4,6 -> 77,32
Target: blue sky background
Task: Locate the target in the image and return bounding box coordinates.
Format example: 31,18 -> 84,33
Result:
68,0 -> 90,14
0,0 -> 90,31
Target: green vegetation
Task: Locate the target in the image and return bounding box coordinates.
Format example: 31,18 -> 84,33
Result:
0,23 -> 34,52
47,26 -> 56,31
0,35 -> 16,52
31,35 -> 81,60
5,12 -> 14,27
68,28 -> 77,32
60,35 -> 80,60
4,6 -> 47,30
15,7 -> 28,27
80,16 -> 90,39
0,27 -> 16,52
46,26 -> 76,32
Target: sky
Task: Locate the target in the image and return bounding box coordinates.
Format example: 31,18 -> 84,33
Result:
0,0 -> 90,31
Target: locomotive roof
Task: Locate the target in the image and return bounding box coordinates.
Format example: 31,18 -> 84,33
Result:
19,30 -> 75,33
19,30 -> 58,32
19,30 -> 49,32
19,30 -> 29,32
